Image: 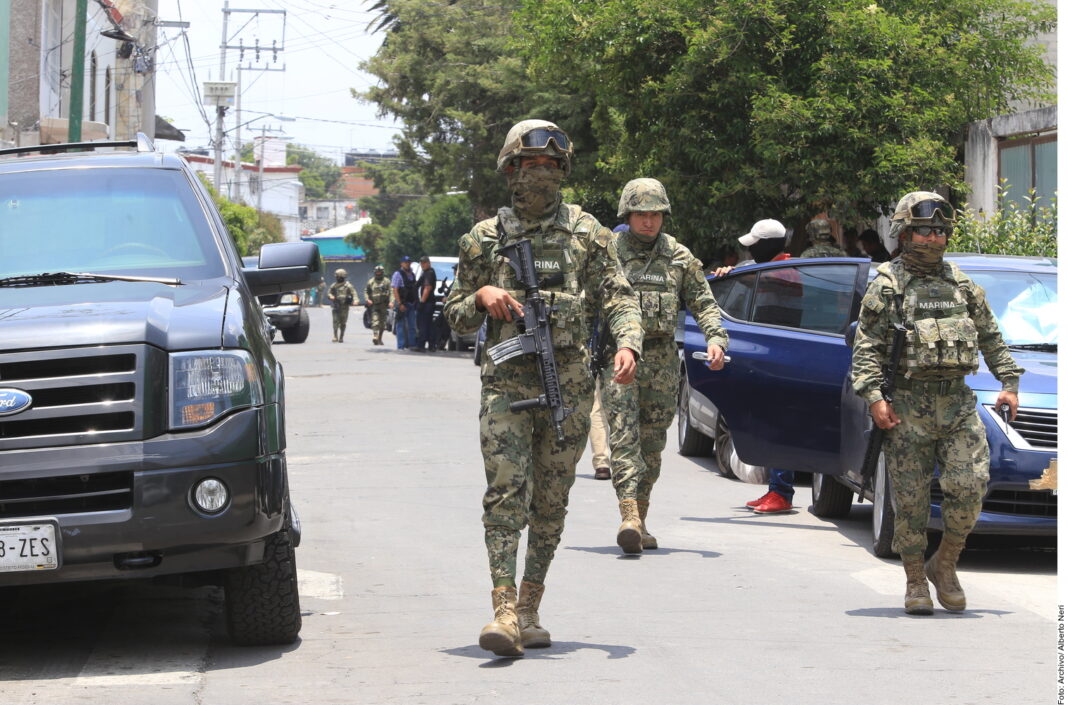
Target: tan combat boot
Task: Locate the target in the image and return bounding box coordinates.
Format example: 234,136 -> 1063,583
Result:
516,581 -> 551,648
478,586 -> 524,657
617,499 -> 643,554
636,500 -> 658,550
901,554 -> 933,615
925,535 -> 967,611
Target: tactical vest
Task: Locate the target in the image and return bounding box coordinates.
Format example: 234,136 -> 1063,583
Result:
330,281 -> 355,305
367,277 -> 391,304
617,231 -> 682,338
879,261 -> 979,377
485,205 -> 588,350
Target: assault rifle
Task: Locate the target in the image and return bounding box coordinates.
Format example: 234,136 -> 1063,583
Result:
858,296 -> 909,497
486,238 -> 574,441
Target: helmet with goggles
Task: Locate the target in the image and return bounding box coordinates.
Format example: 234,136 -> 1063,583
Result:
496,119 -> 573,176
889,191 -> 955,240
617,178 -> 671,218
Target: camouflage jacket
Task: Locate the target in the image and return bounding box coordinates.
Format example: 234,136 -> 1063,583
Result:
852,259 -> 1023,404
329,280 -> 357,305
444,203 -> 643,376
611,229 -> 728,349
365,276 -> 391,305
800,243 -> 846,258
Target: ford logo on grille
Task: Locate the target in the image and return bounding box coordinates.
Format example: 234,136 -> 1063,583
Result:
0,389 -> 33,417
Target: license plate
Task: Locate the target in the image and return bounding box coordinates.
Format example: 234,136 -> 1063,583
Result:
0,522 -> 60,572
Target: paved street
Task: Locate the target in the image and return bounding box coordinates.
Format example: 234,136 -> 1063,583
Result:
0,306 -> 1059,705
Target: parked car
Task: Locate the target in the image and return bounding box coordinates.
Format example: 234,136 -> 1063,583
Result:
677,254 -> 1057,555
242,256 -> 311,344
427,255 -> 478,351
0,135 -> 320,644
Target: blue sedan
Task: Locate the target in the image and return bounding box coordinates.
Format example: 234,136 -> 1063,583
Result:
676,254 -> 1057,556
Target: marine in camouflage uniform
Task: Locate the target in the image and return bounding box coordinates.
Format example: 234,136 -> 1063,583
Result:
364,265 -> 391,345
328,269 -> 357,342
852,191 -> 1023,615
800,218 -> 846,258
601,178 -> 728,554
444,120 -> 643,658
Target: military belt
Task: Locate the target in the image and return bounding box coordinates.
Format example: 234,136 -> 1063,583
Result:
893,376 -> 967,395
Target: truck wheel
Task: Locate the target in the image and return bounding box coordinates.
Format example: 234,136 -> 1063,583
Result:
677,370 -> 713,457
871,453 -> 896,558
281,310 -> 310,344
811,472 -> 854,518
712,415 -> 738,479
224,528 -> 302,646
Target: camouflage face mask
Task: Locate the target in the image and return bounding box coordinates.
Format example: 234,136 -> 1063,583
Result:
508,164 -> 564,218
900,236 -> 947,275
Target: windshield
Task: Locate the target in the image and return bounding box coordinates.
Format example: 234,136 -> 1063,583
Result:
967,270 -> 1058,346
0,168 -> 226,280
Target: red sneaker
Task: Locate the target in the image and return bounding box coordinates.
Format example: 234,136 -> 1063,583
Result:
746,491 -> 774,508
753,492 -> 793,514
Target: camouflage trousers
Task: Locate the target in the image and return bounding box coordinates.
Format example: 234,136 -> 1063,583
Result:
331,304 -> 351,333
884,384 -> 989,556
480,348 -> 593,587
601,339 -> 679,502
369,303 -> 389,337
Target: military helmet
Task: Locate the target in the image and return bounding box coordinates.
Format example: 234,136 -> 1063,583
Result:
374,264 -> 384,272
617,178 -> 671,219
335,268 -> 347,277
889,191 -> 955,241
806,218 -> 832,237
496,119 -> 573,176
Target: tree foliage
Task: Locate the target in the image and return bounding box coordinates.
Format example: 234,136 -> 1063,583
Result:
514,0 -> 1055,261
356,158 -> 428,229
286,143 -> 342,199
197,173 -> 286,256
358,0 -> 543,220
952,186 -> 1057,257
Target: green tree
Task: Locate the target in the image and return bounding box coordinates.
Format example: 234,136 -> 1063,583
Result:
246,210 -> 287,255
952,185 -> 1057,257
346,222 -> 387,265
380,194 -> 474,265
286,143 -> 342,200
357,158 -> 427,229
198,173 -> 256,255
358,0 -> 539,219
515,0 -> 1055,260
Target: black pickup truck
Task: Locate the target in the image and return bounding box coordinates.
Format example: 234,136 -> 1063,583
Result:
0,135 -> 320,645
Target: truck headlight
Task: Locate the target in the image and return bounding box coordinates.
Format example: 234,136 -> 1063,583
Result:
169,350 -> 264,430
279,293 -> 300,305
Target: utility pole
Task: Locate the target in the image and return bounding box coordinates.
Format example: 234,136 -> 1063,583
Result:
257,124 -> 266,212
212,0 -> 230,191
68,0 -> 89,142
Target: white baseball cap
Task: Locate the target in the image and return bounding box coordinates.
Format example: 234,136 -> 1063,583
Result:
738,219 -> 787,247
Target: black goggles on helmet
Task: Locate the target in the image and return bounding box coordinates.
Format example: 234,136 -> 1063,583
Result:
520,127 -> 572,155
909,199 -> 955,224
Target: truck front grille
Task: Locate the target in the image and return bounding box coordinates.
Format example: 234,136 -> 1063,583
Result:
0,471 -> 133,518
0,345 -> 162,451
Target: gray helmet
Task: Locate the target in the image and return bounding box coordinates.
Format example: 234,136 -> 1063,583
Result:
889,191 -> 955,241
617,178 -> 671,219
373,264 -> 384,272
335,268 -> 347,277
496,119 -> 573,176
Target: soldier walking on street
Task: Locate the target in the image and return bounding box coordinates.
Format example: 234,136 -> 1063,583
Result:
852,191 -> 1024,615
800,218 -> 846,258
444,120 -> 643,658
364,264 -> 391,345
328,268 -> 357,343
601,179 -> 728,553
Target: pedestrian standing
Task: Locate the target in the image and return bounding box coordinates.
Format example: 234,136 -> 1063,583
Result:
327,268 -> 357,343
412,255 -> 438,352
600,178 -> 728,553
364,264 -> 391,345
852,191 -> 1023,614
443,120 -> 642,658
800,218 -> 846,258
391,255 -> 418,350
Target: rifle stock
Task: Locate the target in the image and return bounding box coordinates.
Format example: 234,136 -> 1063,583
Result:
486,238 -> 574,441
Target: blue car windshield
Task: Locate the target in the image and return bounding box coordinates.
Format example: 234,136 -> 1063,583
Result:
967,270 -> 1058,345
0,167 -> 225,280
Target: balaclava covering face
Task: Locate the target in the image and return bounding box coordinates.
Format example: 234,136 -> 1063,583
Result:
750,237 -> 787,264
900,232 -> 947,276
508,163 -> 564,219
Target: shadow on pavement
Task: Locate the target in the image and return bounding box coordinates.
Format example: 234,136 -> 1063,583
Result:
680,514 -> 841,532
442,640 -> 637,665
844,607 -> 1013,619
565,545 -> 722,559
